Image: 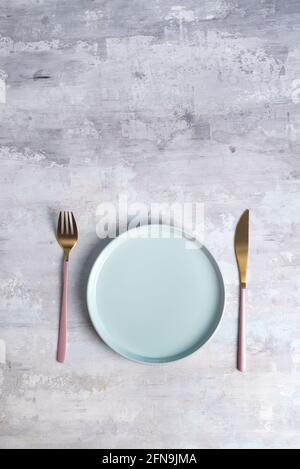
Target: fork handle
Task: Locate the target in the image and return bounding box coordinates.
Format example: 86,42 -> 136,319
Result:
57,260 -> 68,363
237,286 -> 246,373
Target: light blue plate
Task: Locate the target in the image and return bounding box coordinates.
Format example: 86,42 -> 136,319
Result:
87,225 -> 225,364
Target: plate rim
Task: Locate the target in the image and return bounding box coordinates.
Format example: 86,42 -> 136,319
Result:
86,224 -> 225,365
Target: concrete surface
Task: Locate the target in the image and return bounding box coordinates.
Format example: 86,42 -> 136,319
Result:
0,0 -> 300,449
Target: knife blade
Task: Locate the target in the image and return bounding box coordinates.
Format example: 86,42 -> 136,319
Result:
235,209 -> 249,288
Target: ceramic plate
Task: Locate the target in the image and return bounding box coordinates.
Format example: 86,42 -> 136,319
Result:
87,225 -> 225,364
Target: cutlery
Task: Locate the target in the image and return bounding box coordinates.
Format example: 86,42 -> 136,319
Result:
234,209 -> 249,373
56,211 -> 78,363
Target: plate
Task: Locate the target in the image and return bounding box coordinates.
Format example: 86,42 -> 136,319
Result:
87,225 -> 225,364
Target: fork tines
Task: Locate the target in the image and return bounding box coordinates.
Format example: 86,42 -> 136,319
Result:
57,211 -> 78,237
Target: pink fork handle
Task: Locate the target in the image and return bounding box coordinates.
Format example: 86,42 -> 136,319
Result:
238,286 -> 246,373
57,260 -> 68,363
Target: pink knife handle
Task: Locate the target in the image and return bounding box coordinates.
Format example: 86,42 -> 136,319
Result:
238,286 -> 246,373
57,260 -> 69,363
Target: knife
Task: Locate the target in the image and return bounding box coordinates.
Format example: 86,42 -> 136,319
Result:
234,209 -> 249,373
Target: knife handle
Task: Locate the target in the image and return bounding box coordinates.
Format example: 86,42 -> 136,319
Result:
238,286 -> 246,373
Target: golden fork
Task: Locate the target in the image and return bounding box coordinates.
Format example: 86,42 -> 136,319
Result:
56,211 -> 78,363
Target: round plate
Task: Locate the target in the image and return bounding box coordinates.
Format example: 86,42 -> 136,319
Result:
87,225 -> 225,364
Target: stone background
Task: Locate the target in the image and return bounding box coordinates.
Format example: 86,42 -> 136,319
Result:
0,0 -> 300,449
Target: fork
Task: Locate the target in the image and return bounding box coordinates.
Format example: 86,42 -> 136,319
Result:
56,211 -> 78,363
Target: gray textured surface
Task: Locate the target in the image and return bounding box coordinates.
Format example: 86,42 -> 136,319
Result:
0,0 -> 300,449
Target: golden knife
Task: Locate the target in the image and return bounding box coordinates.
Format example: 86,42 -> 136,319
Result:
234,209 -> 249,373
